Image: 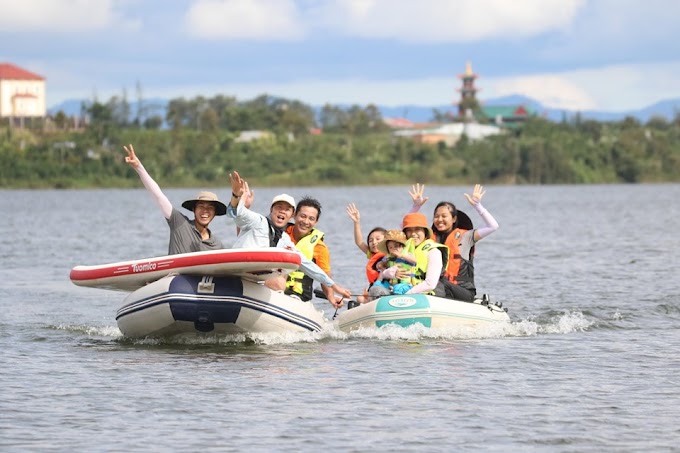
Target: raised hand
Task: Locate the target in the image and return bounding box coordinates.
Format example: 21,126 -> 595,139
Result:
123,144 -> 140,168
409,183 -> 429,208
464,184 -> 486,205
243,180 -> 254,209
346,203 -> 360,224
347,202 -> 369,254
229,171 -> 246,197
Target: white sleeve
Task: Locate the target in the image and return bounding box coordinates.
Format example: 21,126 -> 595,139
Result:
472,202 -> 498,240
134,163 -> 173,219
277,234 -> 335,286
227,198 -> 262,230
406,248 -> 442,294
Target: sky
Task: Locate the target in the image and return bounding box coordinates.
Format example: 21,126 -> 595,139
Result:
1,0 -> 679,113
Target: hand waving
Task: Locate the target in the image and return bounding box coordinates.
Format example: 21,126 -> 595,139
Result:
464,184 -> 486,205
409,183 -> 429,208
229,171 -> 246,198
346,203 -> 360,224
243,180 -> 254,209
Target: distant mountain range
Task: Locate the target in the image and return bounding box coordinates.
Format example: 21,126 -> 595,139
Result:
49,94 -> 680,124
376,95 -> 680,123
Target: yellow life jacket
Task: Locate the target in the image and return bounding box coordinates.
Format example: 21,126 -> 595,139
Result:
285,228 -> 324,301
385,256 -> 415,285
410,239 -> 449,295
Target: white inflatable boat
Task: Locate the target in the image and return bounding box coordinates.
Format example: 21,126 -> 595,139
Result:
70,248 -> 327,338
336,293 -> 509,332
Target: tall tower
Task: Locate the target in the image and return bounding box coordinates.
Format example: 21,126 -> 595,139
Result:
457,61 -> 481,120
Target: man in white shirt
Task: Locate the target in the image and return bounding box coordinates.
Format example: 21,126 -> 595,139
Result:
227,171 -> 352,309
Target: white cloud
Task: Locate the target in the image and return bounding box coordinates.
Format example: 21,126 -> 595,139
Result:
572,0 -> 680,41
558,62 -> 680,111
184,0 -> 304,40
0,0 -> 127,32
485,74 -> 597,111
485,62 -> 680,112
182,0 -> 586,43
309,0 -> 586,42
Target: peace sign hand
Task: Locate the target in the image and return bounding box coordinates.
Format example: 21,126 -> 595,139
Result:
123,144 -> 140,168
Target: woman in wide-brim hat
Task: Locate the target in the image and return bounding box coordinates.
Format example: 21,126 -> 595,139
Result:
123,144 -> 225,255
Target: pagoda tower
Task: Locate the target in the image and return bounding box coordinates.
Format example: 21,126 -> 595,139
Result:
457,61 -> 481,120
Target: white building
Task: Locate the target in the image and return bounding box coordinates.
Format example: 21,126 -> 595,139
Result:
393,122 -> 503,146
0,63 -> 46,118
234,130 -> 274,143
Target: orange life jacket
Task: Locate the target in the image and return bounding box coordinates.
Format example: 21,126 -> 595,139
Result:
366,252 -> 385,284
436,228 -> 475,292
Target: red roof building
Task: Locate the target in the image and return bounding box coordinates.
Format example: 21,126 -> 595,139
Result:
0,63 -> 47,118
383,117 -> 415,129
0,63 -> 45,81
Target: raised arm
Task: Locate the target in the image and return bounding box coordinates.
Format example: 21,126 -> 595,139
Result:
242,180 -> 254,209
233,179 -> 254,235
123,144 -> 173,219
346,203 -> 368,254
226,172 -> 263,231
228,171 -> 246,208
464,184 -> 499,242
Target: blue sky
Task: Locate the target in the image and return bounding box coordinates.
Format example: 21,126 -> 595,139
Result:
2,0 -> 679,112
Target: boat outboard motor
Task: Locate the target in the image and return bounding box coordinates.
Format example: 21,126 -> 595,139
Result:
194,311 -> 215,332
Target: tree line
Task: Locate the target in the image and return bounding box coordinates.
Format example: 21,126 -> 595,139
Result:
2,93 -> 680,188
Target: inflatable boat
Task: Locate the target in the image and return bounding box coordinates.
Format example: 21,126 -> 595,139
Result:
116,274 -> 326,338
70,248 -> 302,292
336,293 -> 509,332
70,248 -> 327,338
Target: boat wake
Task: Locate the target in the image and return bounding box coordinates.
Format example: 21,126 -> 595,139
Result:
52,323 -> 123,338
50,321 -> 338,345
507,310 -> 593,336
50,311 -> 596,344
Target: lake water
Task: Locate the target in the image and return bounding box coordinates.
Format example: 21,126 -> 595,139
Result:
1,184 -> 679,452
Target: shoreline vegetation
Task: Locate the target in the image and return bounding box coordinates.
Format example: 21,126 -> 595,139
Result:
3,94 -> 680,189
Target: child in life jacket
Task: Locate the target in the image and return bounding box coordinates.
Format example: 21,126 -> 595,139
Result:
372,229 -> 416,295
346,203 -> 387,303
